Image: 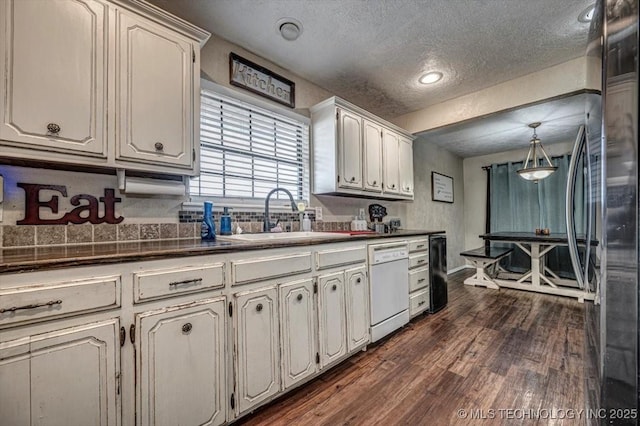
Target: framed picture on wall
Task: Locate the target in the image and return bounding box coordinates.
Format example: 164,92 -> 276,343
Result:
432,172 -> 454,203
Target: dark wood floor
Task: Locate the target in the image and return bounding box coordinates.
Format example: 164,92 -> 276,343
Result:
238,270 -> 586,425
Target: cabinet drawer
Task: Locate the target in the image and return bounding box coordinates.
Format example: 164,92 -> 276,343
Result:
409,288 -> 430,317
408,239 -> 428,253
409,253 -> 428,269
232,252 -> 312,285
408,267 -> 429,292
0,276 -> 121,327
133,263 -> 225,303
315,246 -> 366,270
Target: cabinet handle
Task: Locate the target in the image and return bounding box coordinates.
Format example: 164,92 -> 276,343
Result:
350,176 -> 356,182
256,303 -> 263,312
356,278 -> 361,283
418,301 -> 425,306
169,278 -> 203,288
154,142 -> 164,151
373,180 -> 377,185
418,278 -> 426,283
416,244 -> 425,249
0,299 -> 62,313
297,294 -> 303,301
332,284 -> 337,291
391,184 -> 396,189
417,259 -> 426,264
46,123 -> 61,135
405,186 -> 411,191
182,323 -> 193,334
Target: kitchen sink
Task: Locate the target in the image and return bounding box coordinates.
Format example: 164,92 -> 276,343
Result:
218,231 -> 350,242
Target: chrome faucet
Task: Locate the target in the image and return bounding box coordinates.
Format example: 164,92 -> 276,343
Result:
264,188 -> 299,232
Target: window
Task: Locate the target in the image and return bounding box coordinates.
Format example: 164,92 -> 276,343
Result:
190,83 -> 310,205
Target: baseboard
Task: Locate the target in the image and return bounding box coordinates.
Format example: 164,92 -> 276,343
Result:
448,264 -> 474,275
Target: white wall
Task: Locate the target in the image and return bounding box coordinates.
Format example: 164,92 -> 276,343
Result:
462,140 -> 574,251
406,140 -> 465,270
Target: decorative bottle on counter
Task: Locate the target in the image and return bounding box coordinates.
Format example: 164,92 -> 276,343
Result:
220,207 -> 232,235
201,201 -> 216,240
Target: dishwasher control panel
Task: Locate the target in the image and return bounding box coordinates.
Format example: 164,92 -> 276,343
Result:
371,245 -> 409,264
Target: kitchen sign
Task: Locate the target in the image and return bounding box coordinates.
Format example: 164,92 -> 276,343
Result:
16,183 -> 124,225
229,52 -> 295,108
432,172 -> 454,203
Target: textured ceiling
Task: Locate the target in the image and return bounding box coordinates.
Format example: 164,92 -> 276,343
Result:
416,93 -> 589,158
148,0 -> 593,120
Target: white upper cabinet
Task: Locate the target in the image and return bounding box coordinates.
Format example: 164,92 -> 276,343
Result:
0,0 -> 108,156
116,11 -> 194,170
382,128 -> 400,195
363,119 -> 383,193
399,136 -> 414,197
337,108 -> 363,189
311,96 -> 414,200
0,0 -> 210,175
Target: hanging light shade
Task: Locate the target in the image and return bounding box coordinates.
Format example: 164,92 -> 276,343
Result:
517,122 -> 557,182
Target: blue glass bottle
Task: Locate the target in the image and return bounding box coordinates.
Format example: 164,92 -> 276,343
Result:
201,201 -> 216,240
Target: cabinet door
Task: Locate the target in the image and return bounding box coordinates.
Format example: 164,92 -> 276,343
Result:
399,137 -> 414,197
279,279 -> 317,390
317,272 -> 346,367
137,298 -> 226,426
363,119 -> 383,192
117,11 -> 194,169
0,319 -> 119,426
337,108 -> 363,189
234,286 -> 280,414
0,0 -> 107,156
345,266 -> 369,352
382,129 -> 400,194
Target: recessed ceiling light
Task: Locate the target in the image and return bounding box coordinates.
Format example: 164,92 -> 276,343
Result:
419,72 -> 443,84
276,18 -> 303,41
578,4 -> 595,22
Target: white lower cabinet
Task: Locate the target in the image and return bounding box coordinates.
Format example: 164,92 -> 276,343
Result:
233,286 -> 280,414
345,266 -> 369,352
317,272 -> 347,367
136,298 -> 227,426
0,318 -> 119,426
279,278 -> 317,390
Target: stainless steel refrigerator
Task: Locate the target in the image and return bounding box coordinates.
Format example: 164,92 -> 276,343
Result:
570,0 -> 639,421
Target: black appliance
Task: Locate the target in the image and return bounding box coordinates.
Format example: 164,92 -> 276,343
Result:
429,234 -> 448,313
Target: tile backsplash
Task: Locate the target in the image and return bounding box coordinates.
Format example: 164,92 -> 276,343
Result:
0,210 -> 355,248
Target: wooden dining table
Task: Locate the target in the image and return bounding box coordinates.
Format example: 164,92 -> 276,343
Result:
479,232 -> 597,302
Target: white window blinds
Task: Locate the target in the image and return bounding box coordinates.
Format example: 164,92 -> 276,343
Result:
191,89 -> 310,203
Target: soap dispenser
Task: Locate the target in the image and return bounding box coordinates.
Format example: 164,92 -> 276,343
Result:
302,212 -> 311,232
220,207 -> 232,235
201,201 -> 216,241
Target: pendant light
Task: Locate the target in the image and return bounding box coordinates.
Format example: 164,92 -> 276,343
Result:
517,122 -> 557,182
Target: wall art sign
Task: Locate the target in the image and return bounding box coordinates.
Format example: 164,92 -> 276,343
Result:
431,172 -> 454,203
229,52 -> 295,108
16,183 -> 124,225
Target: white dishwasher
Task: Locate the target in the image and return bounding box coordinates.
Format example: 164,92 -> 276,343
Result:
368,242 -> 409,342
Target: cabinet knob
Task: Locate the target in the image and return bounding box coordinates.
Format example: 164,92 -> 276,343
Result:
391,184 -> 396,189
356,278 -> 361,283
256,303 -> 263,312
46,123 -> 61,135
297,294 -> 303,301
350,176 -> 356,182
332,284 -> 337,291
373,180 -> 377,185
154,142 -> 164,151
182,323 -> 192,333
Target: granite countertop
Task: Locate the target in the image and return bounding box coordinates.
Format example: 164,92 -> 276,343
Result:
0,229 -> 444,274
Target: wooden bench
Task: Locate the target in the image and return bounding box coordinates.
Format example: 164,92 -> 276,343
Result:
460,246 -> 513,289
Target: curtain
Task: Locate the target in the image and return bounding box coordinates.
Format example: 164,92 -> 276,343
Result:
489,154 -> 585,277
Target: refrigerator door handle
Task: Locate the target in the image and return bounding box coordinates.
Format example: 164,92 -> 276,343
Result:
584,126 -> 593,291
565,125 -> 585,289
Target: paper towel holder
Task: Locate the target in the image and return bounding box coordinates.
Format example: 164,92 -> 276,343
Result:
116,169 -> 187,196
